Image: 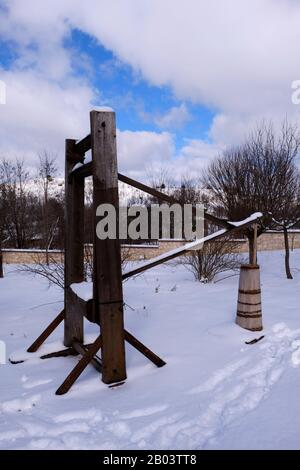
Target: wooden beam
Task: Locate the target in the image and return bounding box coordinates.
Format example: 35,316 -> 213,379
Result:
40,346 -> 77,360
253,223 -> 258,265
122,214 -> 262,280
72,341 -> 102,373
91,110 -> 127,384
125,329 -> 166,367
56,335 -> 103,395
69,161 -> 93,181
71,164 -> 232,231
31,342 -> 94,361
0,242 -> 3,278
118,173 -> 232,229
64,139 -> 85,347
27,310 -> 65,353
74,134 -> 91,156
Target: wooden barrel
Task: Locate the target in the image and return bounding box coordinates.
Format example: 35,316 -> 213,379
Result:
236,264 -> 263,331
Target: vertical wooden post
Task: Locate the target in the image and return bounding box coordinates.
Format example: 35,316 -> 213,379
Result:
64,139 -> 85,347
253,223 -> 258,265
248,224 -> 258,265
91,110 -> 127,384
0,242 -> 3,278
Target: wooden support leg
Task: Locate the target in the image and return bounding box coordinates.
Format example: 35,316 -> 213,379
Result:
40,346 -> 77,360
124,329 -> 166,368
11,341 -> 74,365
27,310 -> 65,353
40,343 -> 95,361
72,341 -> 102,373
56,335 -> 102,395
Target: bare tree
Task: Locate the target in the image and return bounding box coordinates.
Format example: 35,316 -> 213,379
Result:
171,176 -> 203,239
203,121 -> 300,264
146,165 -> 174,203
37,151 -> 58,264
0,167 -> 6,278
172,176 -> 201,205
270,173 -> 300,279
0,157 -> 36,248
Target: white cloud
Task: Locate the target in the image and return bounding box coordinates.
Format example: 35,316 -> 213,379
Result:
0,68 -> 95,169
139,103 -> 191,130
179,139 -> 223,163
160,139 -> 223,180
71,0 -> 300,145
0,0 -> 95,169
154,104 -> 191,130
0,66 -> 175,178
117,130 -> 174,179
2,0 -> 300,177
5,1 -> 300,117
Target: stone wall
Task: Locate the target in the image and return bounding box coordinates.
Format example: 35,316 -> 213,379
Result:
2,242 -> 185,264
123,240 -> 186,261
231,231 -> 300,253
2,249 -> 63,264
256,231 -> 300,251
2,230 -> 300,264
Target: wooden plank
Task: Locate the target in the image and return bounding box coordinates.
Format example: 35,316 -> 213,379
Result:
69,161 -> 93,181
64,139 -> 85,347
118,173 -> 232,229
245,335 -> 265,345
71,167 -> 232,231
11,342 -> 76,364
72,341 -> 102,372
40,343 -> 94,360
252,223 -> 258,265
56,335 -> 102,395
71,167 -> 231,229
74,134 -> 91,156
0,244 -> 3,278
91,110 -> 127,384
40,346 -> 77,359
27,309 -> 65,353
122,214 -> 262,280
125,329 -> 166,367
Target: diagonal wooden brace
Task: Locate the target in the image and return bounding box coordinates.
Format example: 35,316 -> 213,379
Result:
39,342 -> 95,361
27,309 -> 65,353
72,341 -> 102,373
56,335 -> 103,395
124,329 -> 166,368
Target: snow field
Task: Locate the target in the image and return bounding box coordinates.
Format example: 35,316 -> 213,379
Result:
0,250 -> 300,449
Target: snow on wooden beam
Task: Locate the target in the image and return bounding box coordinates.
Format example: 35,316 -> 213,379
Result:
122,212 -> 262,280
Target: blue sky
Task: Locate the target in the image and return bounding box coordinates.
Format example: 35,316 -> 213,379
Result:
65,29 -> 215,152
0,1 -> 299,180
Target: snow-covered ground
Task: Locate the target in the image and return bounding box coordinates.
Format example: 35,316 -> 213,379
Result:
1,250 -> 300,450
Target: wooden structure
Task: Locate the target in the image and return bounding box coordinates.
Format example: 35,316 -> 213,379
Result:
236,264 -> 263,331
26,110 -> 262,395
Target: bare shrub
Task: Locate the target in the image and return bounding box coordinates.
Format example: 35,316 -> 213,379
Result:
19,244 -> 132,288
180,238 -> 244,282
121,245 -> 132,274
19,251 -> 65,289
